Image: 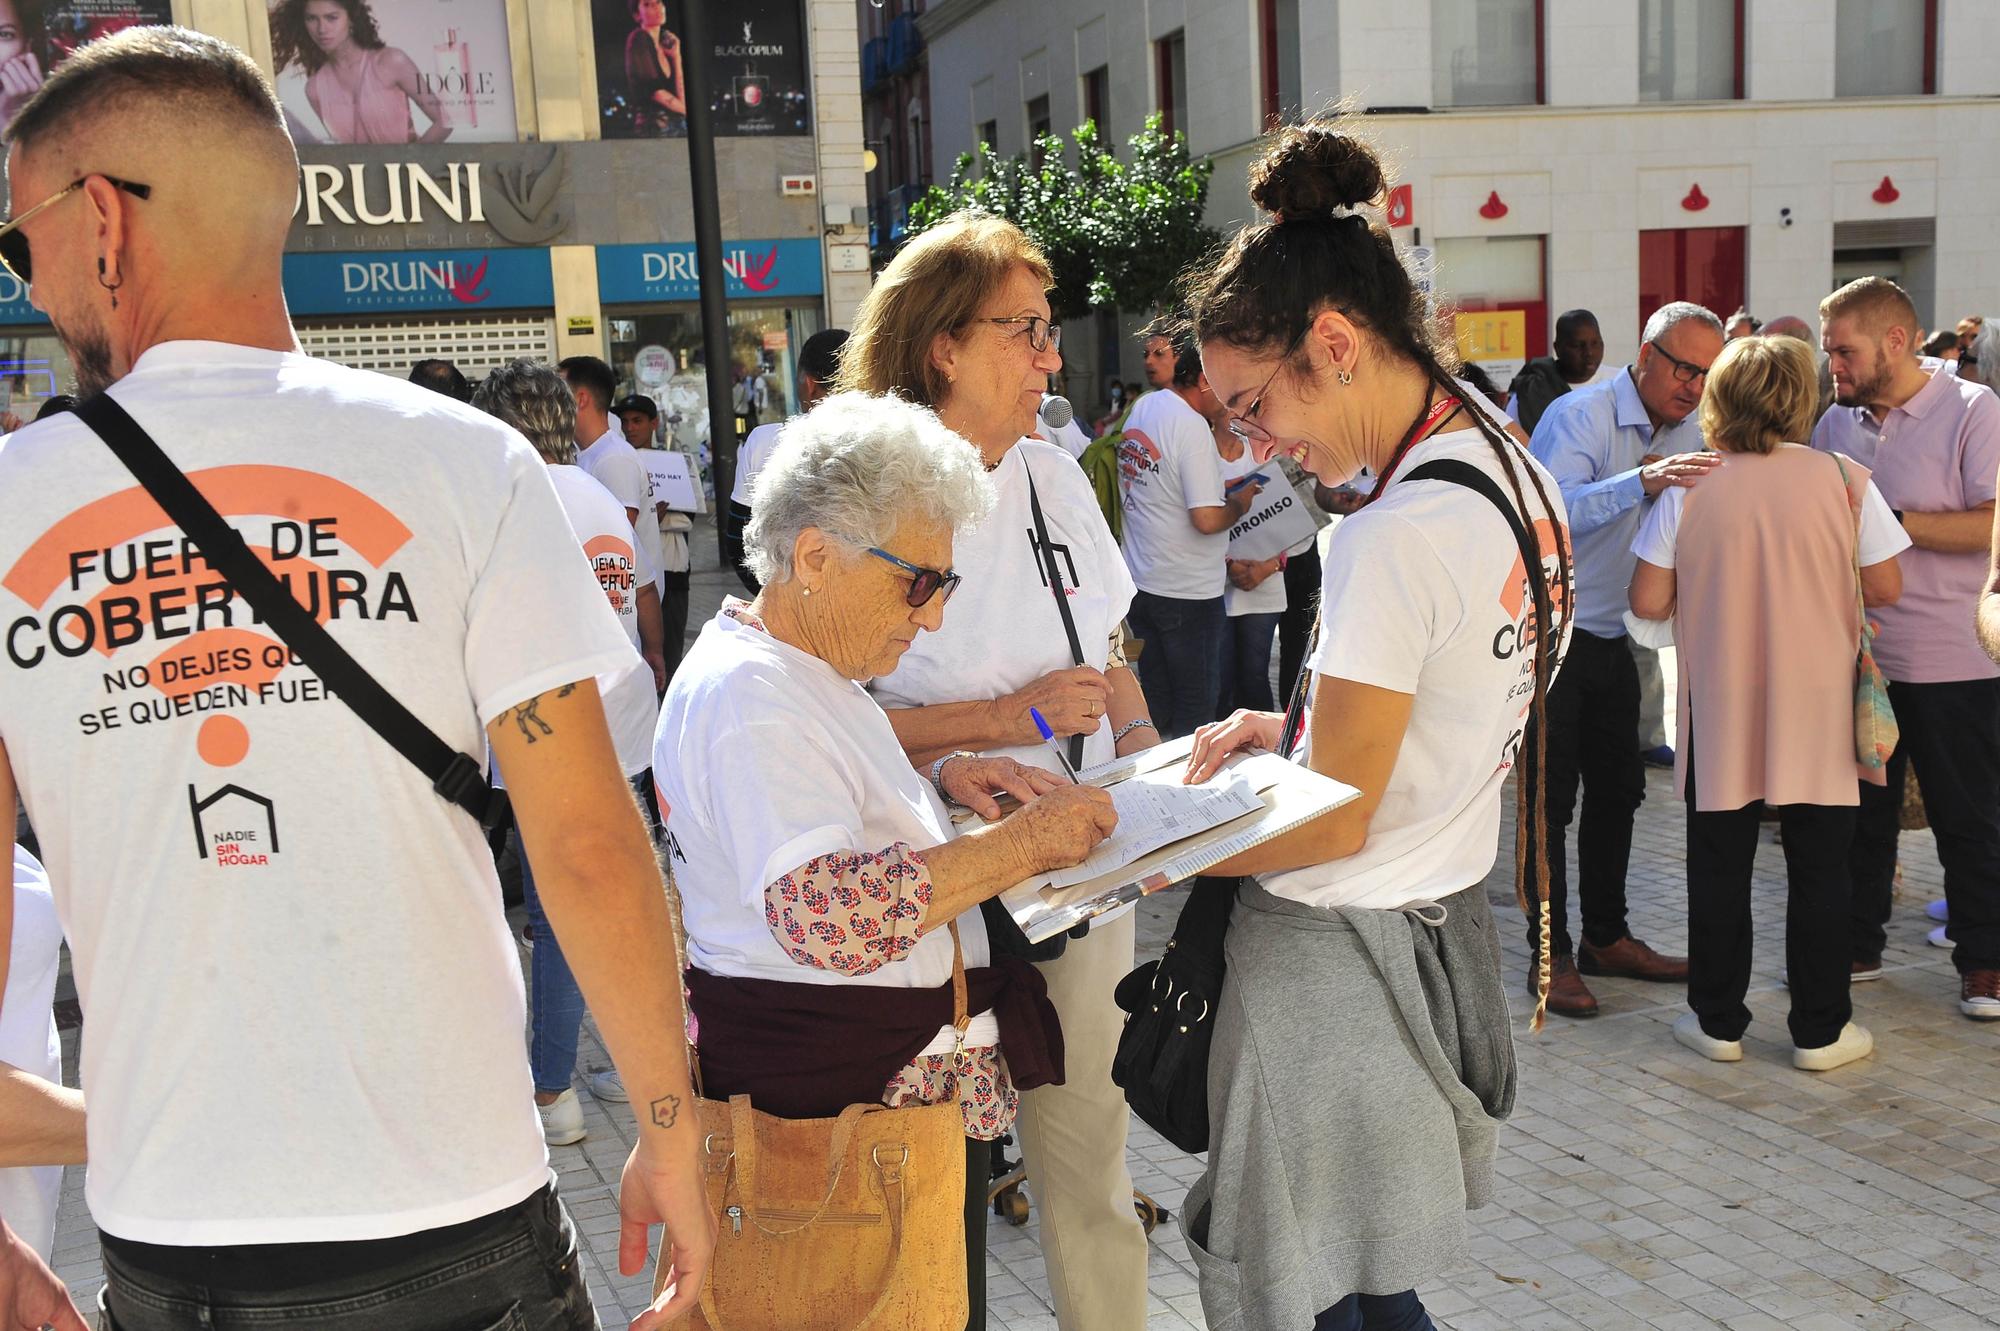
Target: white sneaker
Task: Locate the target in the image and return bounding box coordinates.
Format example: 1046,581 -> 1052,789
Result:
1926,898 -> 1950,923
538,1088 -> 586,1146
1673,1012 -> 1743,1062
1793,1022 -> 1874,1072
1929,924 -> 1954,949
588,1068 -> 628,1103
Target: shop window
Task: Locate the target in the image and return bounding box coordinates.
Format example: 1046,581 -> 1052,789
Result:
1156,30 -> 1187,134
1435,235 -> 1548,386
1639,0 -> 1742,102
1638,227 -> 1746,333
1260,0 -> 1302,125
1835,0 -> 1937,96
1434,0 -> 1543,108
0,333 -> 78,418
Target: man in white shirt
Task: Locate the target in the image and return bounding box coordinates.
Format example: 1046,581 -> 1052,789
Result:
614,392 -> 693,681
561,354 -> 669,600
726,329 -> 846,592
1116,333 -> 1259,737
0,29 -> 708,1326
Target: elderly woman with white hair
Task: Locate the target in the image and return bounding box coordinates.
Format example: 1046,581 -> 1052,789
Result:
653,391 -> 1117,1326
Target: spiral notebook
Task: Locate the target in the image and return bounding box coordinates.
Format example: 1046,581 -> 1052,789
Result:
991,733 -> 1360,943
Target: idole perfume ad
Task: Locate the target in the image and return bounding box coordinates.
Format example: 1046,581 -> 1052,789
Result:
267,0 -> 519,146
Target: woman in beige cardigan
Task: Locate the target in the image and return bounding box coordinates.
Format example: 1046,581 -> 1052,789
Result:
1630,336 -> 1908,1072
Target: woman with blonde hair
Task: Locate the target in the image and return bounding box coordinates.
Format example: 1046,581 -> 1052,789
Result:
843,213 -> 1159,1331
1630,335 -> 1908,1072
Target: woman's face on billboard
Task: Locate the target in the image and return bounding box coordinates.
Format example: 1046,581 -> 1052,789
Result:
0,0 -> 27,63
637,0 -> 666,27
304,0 -> 353,54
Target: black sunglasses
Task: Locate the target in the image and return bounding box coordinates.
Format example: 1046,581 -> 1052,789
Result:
1647,339 -> 1712,385
0,175 -> 152,285
866,546 -> 962,608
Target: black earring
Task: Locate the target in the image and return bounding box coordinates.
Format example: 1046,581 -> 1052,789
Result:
97,258 -> 121,310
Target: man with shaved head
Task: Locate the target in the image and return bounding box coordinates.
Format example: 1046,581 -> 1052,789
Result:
0,28 -> 709,1328
1814,276 -> 2000,1023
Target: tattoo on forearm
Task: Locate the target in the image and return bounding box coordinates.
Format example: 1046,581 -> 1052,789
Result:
558,682 -> 577,697
650,1094 -> 681,1129
512,697 -> 554,742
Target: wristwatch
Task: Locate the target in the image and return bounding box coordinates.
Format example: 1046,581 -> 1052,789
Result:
930,751 -> 978,805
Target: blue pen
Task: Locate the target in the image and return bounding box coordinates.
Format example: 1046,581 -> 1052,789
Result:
1028,706 -> 1081,783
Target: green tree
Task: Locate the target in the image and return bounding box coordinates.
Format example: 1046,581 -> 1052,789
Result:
897,114 -> 1218,321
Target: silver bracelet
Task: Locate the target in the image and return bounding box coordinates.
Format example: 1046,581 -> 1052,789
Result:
930,750 -> 978,805
1113,719 -> 1157,744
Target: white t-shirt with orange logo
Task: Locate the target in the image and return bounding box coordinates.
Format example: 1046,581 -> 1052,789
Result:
1259,429 -> 1573,911
1116,389 -> 1228,599
547,464 -> 659,776
0,340 -> 640,1245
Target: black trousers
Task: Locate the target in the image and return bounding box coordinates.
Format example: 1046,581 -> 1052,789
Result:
1521,629 -> 1646,957
1278,543 -> 1323,706
963,1138 -> 992,1331
660,568 -> 692,686
1851,677 -> 2000,973
1684,745 -> 1854,1048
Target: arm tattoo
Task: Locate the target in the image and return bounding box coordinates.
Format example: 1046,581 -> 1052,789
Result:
512,697 -> 554,742
558,682 -> 577,697
649,1094 -> 681,1129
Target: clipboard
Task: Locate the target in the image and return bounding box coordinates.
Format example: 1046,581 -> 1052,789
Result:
983,733 -> 1361,943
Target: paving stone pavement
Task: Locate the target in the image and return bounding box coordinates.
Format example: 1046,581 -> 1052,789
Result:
45,523 -> 2000,1328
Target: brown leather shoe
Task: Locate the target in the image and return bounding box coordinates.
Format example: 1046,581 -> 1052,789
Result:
1533,953 -> 1600,1018
1578,934 -> 1690,983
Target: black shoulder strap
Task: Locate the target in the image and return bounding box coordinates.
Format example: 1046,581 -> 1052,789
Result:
1022,456 -> 1087,769
73,392 -> 491,821
1401,458 -> 1540,586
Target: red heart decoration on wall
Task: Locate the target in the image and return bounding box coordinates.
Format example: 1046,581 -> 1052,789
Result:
1872,175 -> 1901,204
1681,183 -> 1710,211
1478,190 -> 1508,220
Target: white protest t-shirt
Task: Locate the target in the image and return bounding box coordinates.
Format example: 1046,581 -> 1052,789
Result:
1219,448 -> 1287,617
0,846 -> 63,1260
0,341 -> 639,1245
1260,429 -> 1573,911
1116,390 -> 1228,599
579,427 -> 668,593
655,609 -> 992,1004
548,464 -> 660,776
732,421 -> 785,506
1631,449 -> 1910,570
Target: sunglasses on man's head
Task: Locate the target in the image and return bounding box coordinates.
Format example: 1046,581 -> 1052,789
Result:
866,547 -> 962,608
0,175 -> 152,285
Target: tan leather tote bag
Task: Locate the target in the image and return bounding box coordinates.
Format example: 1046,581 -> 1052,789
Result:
660,925 -> 970,1330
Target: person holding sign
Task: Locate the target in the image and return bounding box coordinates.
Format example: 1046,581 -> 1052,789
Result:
1178,118 -> 1572,1331
1214,417 -> 1286,716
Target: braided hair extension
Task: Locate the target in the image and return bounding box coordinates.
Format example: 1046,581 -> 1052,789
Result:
1184,115 -> 1573,1029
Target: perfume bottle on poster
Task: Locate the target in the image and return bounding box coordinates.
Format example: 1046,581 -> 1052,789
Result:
435,28 -> 477,130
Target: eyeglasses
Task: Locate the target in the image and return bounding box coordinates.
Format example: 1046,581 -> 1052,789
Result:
1227,326 -> 1309,447
0,175 -> 152,285
1647,340 -> 1712,385
866,546 -> 962,608
982,315 -> 1062,353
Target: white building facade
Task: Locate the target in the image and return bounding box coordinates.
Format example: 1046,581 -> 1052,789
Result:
920,0 -> 2000,392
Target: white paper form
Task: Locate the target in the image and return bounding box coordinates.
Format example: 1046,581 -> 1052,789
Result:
1040,768 -> 1264,890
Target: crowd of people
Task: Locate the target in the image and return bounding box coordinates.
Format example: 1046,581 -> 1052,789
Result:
1,23 -> 1998,1331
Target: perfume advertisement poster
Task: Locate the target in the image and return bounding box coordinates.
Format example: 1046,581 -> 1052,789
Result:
593,0 -> 811,140
0,2 -> 174,134
267,0 -> 518,146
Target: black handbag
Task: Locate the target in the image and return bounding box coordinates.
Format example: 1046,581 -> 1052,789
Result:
72,393 -> 508,833
979,458 -> 1093,963
1110,620 -> 1317,1153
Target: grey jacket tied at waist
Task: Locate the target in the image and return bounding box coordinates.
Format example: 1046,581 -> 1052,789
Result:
1183,880 -> 1517,1331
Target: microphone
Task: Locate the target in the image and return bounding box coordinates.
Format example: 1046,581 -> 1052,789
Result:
1039,394 -> 1075,430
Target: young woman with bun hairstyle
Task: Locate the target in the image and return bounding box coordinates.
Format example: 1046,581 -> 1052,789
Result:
1175,120 -> 1574,1331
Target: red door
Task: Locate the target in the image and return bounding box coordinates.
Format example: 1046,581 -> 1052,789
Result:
1639,226 -> 1746,331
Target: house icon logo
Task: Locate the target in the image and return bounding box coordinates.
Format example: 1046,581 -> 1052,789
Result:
188,784 -> 279,867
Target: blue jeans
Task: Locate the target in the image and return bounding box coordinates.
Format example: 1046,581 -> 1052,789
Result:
98,1179 -> 597,1330
1217,611 -> 1281,719
513,825 -> 587,1095
1127,589 -> 1226,740
1314,1291 -> 1435,1331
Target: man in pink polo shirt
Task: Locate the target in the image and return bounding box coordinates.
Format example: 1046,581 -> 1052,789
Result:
1813,277 -> 2000,1021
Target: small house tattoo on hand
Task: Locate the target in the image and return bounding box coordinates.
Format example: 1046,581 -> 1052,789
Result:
650,1095 -> 681,1129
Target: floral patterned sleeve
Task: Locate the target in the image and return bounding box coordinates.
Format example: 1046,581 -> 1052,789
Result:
761,844 -> 1018,1140
763,843 -> 931,976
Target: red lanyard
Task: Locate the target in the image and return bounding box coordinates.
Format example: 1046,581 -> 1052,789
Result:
1365,392 -> 1463,505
